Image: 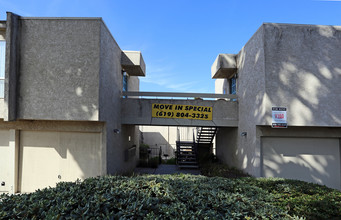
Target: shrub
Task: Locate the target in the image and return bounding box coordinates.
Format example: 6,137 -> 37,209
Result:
247,178 -> 341,219
162,157 -> 176,165
200,162 -> 250,178
1,175 -> 340,219
149,157 -> 160,168
139,143 -> 150,161
0,175 -> 289,219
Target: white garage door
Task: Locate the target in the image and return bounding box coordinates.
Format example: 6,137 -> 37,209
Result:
20,131 -> 101,193
0,130 -> 10,193
262,137 -> 340,190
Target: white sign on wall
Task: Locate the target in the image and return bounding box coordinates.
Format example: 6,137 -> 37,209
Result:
272,107 -> 287,128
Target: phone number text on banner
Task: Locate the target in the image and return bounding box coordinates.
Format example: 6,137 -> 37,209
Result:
152,103 -> 212,120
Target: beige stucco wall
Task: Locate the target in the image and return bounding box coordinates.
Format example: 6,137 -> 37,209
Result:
262,23 -> 341,126
0,100 -> 5,119
215,127 -> 238,167
1,14 -> 143,192
18,18 -> 101,121
0,29 -> 5,40
0,28 -> 5,119
0,120 -> 105,193
214,79 -> 228,94
98,22 -> 140,174
98,21 -> 122,175
215,23 -> 341,178
216,25 -> 266,176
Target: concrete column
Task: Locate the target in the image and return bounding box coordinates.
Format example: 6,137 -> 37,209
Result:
4,12 -> 20,121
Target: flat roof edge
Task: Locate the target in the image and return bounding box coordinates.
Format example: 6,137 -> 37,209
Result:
19,17 -> 103,20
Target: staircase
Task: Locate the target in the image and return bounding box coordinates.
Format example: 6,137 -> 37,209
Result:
196,127 -> 217,144
176,127 -> 217,169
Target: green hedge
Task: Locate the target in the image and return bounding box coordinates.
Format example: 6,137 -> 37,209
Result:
248,177 -> 341,219
0,175 -> 340,219
1,175 -> 288,219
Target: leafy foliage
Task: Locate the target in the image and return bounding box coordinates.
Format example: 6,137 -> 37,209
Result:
1,175 -> 289,219
248,178 -> 341,219
200,162 -> 250,178
1,174 -> 340,219
200,162 -> 341,219
163,157 -> 176,165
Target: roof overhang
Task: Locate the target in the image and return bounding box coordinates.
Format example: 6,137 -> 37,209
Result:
211,54 -> 237,79
121,51 -> 146,76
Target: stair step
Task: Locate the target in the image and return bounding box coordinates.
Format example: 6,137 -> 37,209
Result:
179,149 -> 195,152
178,153 -> 196,155
178,154 -> 196,158
178,157 -> 196,160
176,141 -> 195,145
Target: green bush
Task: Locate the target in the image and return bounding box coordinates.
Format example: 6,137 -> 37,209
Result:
0,175 -> 289,219
247,178 -> 341,219
138,159 -> 149,167
149,157 -> 160,168
200,162 -> 250,178
139,143 -> 150,161
162,157 -> 176,165
1,175 -> 340,219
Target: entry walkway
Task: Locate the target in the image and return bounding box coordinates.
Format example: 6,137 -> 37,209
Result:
134,164 -> 201,175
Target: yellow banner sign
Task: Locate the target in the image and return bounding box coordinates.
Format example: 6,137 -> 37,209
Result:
152,103 -> 212,120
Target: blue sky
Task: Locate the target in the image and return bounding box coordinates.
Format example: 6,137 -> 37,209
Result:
1,0 -> 341,93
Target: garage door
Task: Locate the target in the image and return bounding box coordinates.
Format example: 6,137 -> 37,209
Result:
0,130 -> 10,193
20,131 -> 101,193
262,137 -> 340,190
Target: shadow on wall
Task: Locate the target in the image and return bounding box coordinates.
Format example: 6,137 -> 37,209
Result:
233,24 -> 341,178
265,24 -> 341,125
141,132 -> 175,158
262,137 -> 341,189
19,131 -> 101,192
261,25 -> 341,189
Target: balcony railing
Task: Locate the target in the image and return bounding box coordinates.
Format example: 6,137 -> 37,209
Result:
122,91 -> 237,101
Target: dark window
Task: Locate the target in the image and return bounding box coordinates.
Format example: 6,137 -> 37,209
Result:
123,71 -> 128,92
229,76 -> 236,95
122,71 -> 128,98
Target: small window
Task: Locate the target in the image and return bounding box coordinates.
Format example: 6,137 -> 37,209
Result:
0,41 -> 5,98
122,71 -> 128,98
229,75 -> 236,95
